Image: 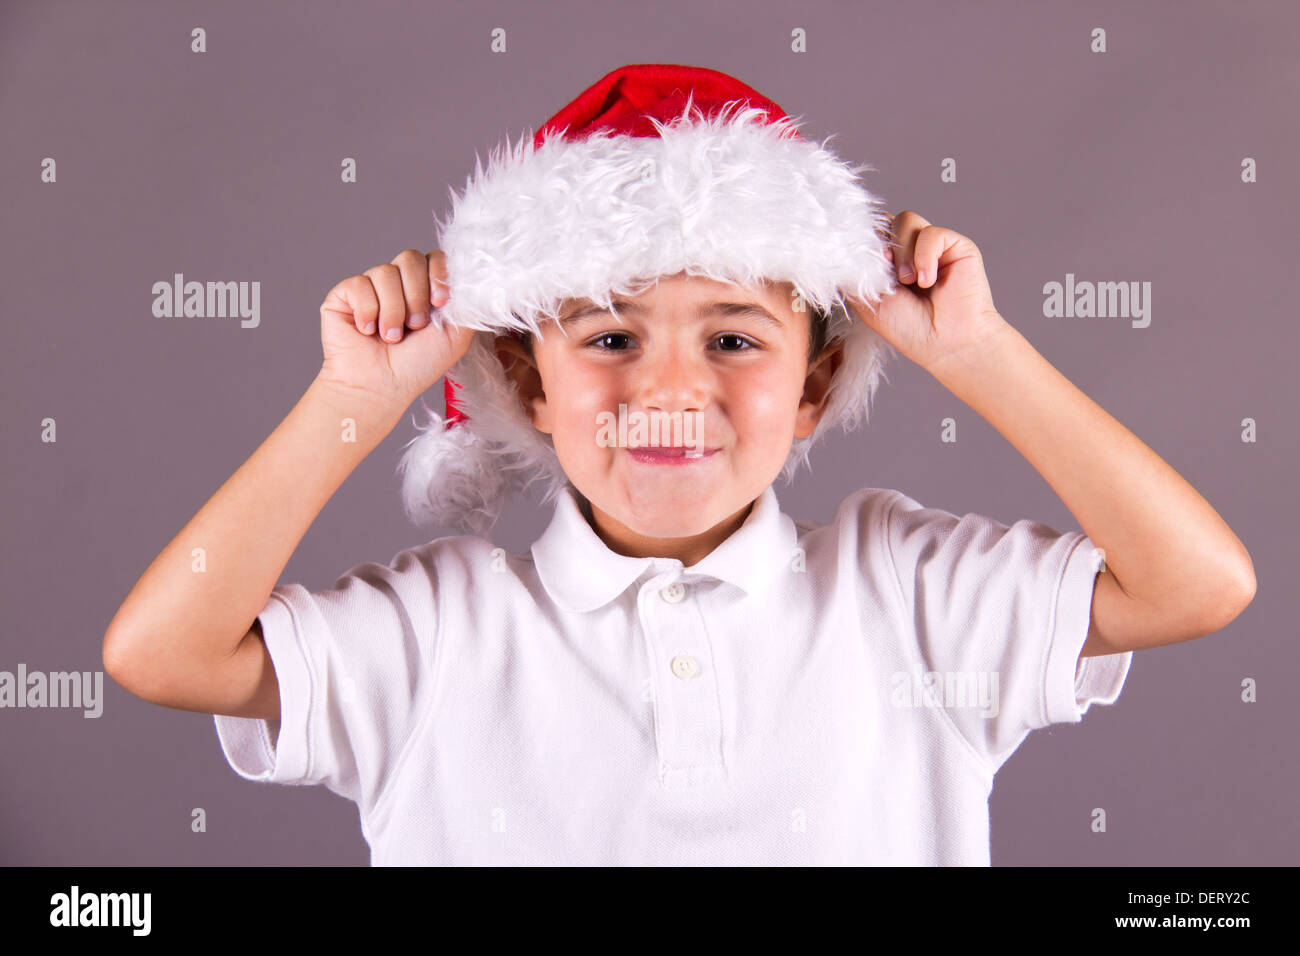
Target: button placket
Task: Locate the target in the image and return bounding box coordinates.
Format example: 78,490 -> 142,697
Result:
640,573 -> 727,789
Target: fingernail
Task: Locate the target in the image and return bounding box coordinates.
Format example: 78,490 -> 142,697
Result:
900,266 -> 916,282
385,327 -> 402,342
917,267 -> 928,285
363,321 -> 376,334
409,312 -> 429,329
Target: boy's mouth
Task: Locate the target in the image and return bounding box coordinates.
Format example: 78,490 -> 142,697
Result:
626,445 -> 719,465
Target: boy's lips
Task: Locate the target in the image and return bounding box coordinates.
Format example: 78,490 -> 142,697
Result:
626,445 -> 720,465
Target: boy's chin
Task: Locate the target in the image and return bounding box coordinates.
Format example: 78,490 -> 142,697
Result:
596,487 -> 741,539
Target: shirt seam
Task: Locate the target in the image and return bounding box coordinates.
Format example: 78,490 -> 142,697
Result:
274,589 -> 318,783
1038,531 -> 1091,728
364,548 -> 448,824
880,490 -> 996,781
688,590 -> 730,776
636,583 -> 669,782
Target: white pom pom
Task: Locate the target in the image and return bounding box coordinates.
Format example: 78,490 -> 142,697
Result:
397,402 -> 507,537
396,333 -> 570,536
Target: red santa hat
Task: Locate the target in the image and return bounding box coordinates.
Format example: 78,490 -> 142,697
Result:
399,63 -> 897,535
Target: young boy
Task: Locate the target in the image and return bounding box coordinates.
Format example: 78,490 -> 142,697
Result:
102,64 -> 1255,865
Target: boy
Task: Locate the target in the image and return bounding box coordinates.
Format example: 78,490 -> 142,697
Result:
102,64 -> 1255,865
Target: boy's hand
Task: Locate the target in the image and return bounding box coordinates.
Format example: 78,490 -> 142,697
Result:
316,249 -> 475,416
850,211 -> 1009,376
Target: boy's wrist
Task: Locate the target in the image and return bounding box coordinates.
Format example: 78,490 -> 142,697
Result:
926,313 -> 1019,391
307,372 -> 409,440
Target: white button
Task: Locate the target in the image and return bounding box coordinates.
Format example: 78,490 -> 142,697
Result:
660,583 -> 686,604
670,655 -> 700,679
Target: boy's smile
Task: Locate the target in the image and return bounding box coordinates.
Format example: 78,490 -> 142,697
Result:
495,272 -> 842,566
626,446 -> 719,464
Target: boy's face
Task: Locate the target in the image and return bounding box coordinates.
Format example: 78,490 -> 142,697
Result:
495,272 -> 842,565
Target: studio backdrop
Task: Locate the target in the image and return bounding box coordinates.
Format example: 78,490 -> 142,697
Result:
1,0 -> 1295,866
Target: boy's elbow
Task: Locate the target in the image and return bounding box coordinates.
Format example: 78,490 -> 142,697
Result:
1230,549 -> 1257,612
1238,566 -> 1257,611
1208,559 -> 1256,632
1230,577 -> 1256,623
102,624 -> 147,696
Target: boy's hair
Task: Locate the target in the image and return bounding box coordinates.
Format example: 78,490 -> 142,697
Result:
508,305 -> 832,364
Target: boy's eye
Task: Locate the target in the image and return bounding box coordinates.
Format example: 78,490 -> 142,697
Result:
583,332 -> 758,352
586,332 -> 633,351
713,334 -> 754,352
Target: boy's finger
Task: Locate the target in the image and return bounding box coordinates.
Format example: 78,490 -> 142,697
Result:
390,249 -> 431,330
363,263 -> 407,343
891,210 -> 930,284
427,250 -> 450,307
335,275 -> 380,335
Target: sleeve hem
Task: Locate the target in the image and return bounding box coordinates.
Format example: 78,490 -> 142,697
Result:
1044,535 -> 1133,724
212,589 -> 314,783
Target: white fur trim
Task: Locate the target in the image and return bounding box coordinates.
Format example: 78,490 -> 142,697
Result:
399,97 -> 898,533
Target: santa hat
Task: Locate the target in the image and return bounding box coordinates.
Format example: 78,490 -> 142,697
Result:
398,63 -> 897,536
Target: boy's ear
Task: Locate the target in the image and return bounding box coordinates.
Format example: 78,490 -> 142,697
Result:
494,335 -> 551,433
794,341 -> 844,440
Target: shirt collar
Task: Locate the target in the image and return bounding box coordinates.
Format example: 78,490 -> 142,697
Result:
530,484 -> 798,613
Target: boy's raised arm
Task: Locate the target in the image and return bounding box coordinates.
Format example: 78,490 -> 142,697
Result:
865,212 -> 1256,661
102,376 -> 404,717
102,249 -> 474,718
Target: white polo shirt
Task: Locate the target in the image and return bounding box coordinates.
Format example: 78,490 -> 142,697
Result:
213,483 -> 1132,865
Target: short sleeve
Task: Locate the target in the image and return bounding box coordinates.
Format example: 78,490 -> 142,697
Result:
212,547 -> 440,813
880,490 -> 1132,770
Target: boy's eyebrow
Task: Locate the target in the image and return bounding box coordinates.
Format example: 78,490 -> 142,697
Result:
560,299 -> 785,330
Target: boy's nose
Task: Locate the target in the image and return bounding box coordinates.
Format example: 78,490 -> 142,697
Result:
632,351 -> 710,415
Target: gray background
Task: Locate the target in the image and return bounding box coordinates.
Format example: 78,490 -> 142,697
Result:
1,0 -> 1295,865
